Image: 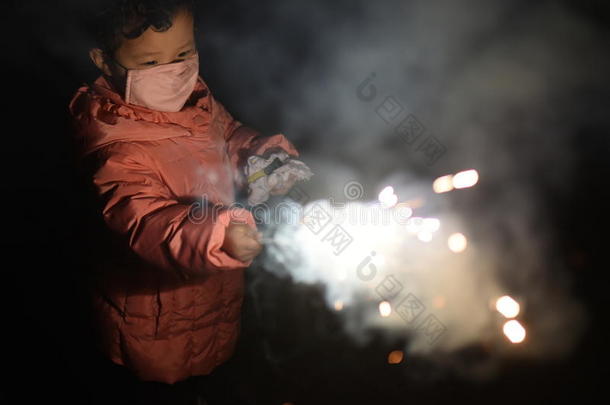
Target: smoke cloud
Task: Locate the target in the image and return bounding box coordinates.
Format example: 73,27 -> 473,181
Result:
198,0 -> 605,380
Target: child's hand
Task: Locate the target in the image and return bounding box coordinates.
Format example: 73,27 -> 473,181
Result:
221,222 -> 263,263
246,155 -> 314,205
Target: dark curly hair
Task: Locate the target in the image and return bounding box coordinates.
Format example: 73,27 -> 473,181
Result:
92,0 -> 197,57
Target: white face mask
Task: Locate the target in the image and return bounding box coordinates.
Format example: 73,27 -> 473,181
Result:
112,52 -> 200,112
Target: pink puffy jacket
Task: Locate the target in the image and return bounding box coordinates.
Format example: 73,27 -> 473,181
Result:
68,74 -> 299,384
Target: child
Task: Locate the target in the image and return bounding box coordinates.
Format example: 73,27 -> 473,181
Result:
68,0 -> 309,402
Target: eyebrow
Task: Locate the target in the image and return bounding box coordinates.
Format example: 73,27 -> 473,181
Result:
135,41 -> 194,58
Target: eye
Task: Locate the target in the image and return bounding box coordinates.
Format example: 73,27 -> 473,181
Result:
169,50 -> 194,64
142,60 -> 158,66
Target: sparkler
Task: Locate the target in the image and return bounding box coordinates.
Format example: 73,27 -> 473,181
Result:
257,166 -> 529,353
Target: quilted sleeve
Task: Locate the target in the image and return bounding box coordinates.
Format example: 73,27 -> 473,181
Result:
90,142 -> 257,279
209,94 -> 301,190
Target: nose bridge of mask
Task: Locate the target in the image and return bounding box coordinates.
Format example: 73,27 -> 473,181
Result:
142,56 -> 197,91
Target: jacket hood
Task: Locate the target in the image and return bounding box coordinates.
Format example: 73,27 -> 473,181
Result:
68,74 -> 213,158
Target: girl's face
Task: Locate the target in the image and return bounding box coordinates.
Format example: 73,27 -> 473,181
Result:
90,8 -> 197,97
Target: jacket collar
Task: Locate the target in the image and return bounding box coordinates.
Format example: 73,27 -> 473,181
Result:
68,74 -> 212,158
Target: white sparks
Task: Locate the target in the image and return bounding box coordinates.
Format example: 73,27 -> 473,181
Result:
379,301 -> 392,317
503,320 -> 526,343
448,233 -> 468,253
379,186 -> 399,208
496,296 -> 520,318
453,169 -> 479,189
433,175 -> 455,194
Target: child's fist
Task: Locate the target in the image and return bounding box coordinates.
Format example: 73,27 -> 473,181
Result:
221,222 -> 263,263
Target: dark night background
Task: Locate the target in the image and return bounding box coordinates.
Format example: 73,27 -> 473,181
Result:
1,0 -> 609,404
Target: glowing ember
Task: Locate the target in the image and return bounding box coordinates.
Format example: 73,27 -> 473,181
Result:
448,233 -> 468,253
433,175 -> 454,194
452,169 -> 479,189
503,320 -> 526,343
379,186 -> 398,208
334,300 -> 344,311
388,350 -> 404,364
379,301 -> 392,317
496,295 -> 520,318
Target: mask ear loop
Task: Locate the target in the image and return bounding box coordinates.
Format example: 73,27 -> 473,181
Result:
105,54 -> 132,103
